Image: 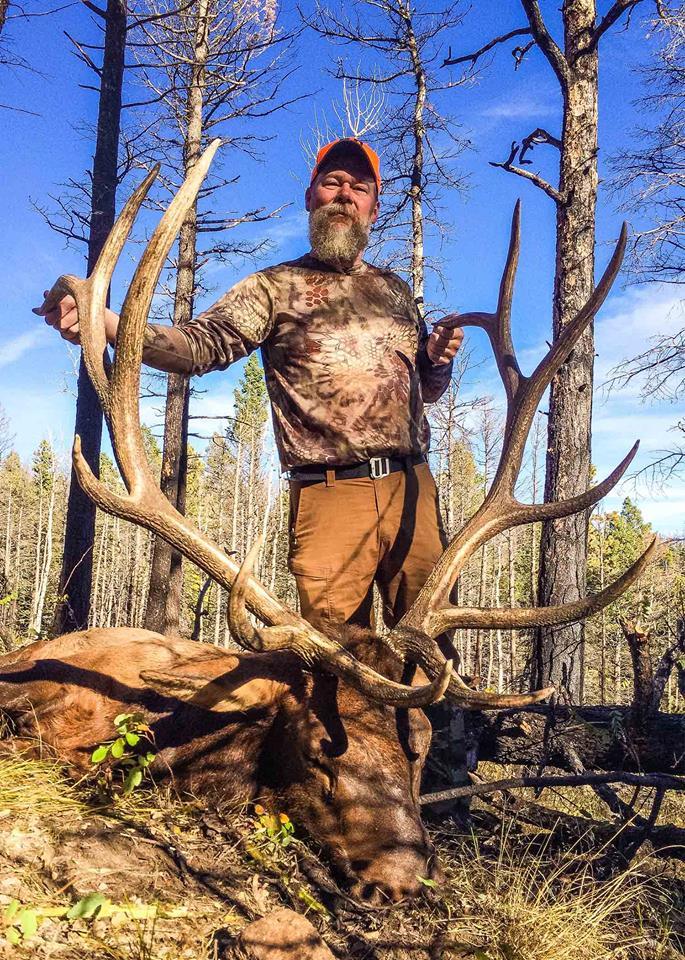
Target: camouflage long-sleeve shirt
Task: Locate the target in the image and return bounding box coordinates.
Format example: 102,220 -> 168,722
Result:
142,254 -> 453,471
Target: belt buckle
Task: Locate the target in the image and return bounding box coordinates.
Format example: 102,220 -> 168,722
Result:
369,456 -> 390,480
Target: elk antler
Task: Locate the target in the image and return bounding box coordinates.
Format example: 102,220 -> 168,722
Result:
39,141 -> 450,710
388,202 -> 659,705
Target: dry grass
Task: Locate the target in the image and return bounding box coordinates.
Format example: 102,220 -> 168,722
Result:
0,754 -> 86,819
438,835 -> 663,960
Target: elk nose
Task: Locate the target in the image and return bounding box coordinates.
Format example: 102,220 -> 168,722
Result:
350,847 -> 441,904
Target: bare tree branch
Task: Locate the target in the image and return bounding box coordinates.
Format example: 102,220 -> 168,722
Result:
489,140 -> 563,204
82,0 -> 106,18
421,770 -> 685,805
441,25 -> 531,68
587,0 -> 645,53
520,0 -> 570,89
519,126 -> 561,164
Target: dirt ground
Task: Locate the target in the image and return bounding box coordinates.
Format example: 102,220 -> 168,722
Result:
0,756 -> 684,960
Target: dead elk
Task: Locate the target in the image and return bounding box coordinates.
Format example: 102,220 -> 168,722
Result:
2,141 -> 658,903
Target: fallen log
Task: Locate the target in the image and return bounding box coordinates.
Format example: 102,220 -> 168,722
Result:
467,704 -> 685,775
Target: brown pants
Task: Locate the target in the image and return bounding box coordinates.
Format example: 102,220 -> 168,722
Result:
288,462 -> 446,629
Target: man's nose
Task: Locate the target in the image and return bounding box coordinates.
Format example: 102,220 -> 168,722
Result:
337,182 -> 354,202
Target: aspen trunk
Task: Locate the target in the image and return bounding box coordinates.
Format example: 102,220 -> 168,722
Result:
54,0 -> 127,634
30,488 -> 44,632
407,17 -> 427,307
145,0 -> 209,634
496,538 -> 503,692
30,479 -> 56,637
507,529 -> 516,689
536,0 -> 599,702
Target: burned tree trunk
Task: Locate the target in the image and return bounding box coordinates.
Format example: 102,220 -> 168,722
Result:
53,0 -> 127,634
144,0 -> 208,634
536,0 -> 599,701
447,2 -> 646,700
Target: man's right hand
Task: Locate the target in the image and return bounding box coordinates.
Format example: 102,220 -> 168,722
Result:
32,289 -> 120,345
33,290 -> 81,343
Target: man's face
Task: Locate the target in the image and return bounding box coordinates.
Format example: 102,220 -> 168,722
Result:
305,151 -> 380,268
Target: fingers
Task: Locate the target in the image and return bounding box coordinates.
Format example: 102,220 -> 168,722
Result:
32,292 -> 81,344
427,317 -> 464,365
431,325 -> 464,348
432,312 -> 462,330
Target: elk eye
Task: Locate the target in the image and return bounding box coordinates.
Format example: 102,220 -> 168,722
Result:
305,752 -> 336,799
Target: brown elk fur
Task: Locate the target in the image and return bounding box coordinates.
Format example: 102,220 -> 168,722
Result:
0,627 -> 439,903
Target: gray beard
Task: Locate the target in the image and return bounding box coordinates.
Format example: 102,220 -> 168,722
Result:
308,204 -> 370,269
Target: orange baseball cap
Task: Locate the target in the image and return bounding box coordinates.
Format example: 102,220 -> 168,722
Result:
310,138 -> 381,192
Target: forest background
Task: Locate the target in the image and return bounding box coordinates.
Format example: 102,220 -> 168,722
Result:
0,0 -> 683,708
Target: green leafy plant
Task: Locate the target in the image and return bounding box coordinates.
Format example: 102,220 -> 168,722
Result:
91,712 -> 156,794
417,875 -> 438,889
66,893 -> 109,920
2,901 -> 38,945
252,803 -> 295,849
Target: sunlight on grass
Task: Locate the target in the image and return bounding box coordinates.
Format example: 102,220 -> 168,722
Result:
440,836 -> 667,960
0,754 -> 85,818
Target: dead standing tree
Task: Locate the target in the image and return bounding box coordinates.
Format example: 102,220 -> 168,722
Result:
306,0 -> 469,310
445,1 -> 649,701
131,0 -> 294,634
51,0 -> 128,635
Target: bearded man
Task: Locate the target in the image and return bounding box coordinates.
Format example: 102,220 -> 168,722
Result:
36,138 -> 463,631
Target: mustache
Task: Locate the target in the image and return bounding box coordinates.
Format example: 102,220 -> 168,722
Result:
317,203 -> 358,222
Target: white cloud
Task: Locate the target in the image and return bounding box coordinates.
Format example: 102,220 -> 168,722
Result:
0,328 -> 48,369
595,283 -> 684,387
481,98 -> 556,120
266,210 -> 308,249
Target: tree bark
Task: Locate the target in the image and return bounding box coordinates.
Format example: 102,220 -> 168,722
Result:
53,0 -> 127,634
30,476 -> 56,637
536,0 -> 599,701
144,0 -> 208,634
0,0 -> 9,39
405,10 -> 427,308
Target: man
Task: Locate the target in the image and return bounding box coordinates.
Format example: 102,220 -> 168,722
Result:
35,138 -> 463,631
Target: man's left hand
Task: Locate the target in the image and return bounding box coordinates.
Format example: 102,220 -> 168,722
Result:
426,314 -> 464,366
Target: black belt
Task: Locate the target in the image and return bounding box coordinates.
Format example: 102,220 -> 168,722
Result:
289,453 -> 426,485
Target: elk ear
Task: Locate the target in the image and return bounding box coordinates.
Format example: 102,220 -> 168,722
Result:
140,670 -> 282,713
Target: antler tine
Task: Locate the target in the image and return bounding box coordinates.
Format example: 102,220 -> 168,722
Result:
72,141 -> 453,711
384,628 -> 552,709
498,222 -> 628,494
37,168 -> 159,414
424,537 -> 660,636
110,139 -> 222,497
227,535 -> 264,650
457,202 -> 524,406
513,440 -> 639,523
494,199 -> 523,404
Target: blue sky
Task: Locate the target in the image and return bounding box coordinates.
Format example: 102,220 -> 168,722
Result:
1,0 -> 683,534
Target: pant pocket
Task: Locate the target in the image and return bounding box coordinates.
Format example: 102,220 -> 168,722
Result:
288,557 -> 331,626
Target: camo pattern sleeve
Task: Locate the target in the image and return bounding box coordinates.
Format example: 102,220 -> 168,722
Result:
396,281 -> 453,403
141,271 -> 275,376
